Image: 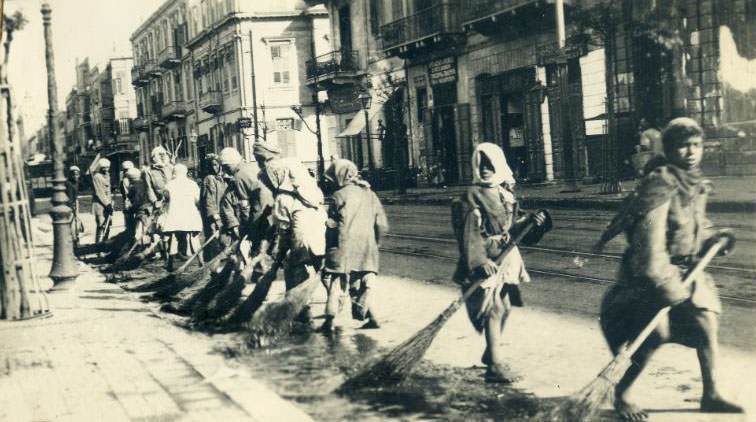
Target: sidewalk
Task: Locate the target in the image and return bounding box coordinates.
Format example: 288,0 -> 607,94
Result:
376,175 -> 756,213
0,215 -> 314,422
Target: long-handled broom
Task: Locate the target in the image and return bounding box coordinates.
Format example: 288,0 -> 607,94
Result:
541,233 -> 732,422
340,209 -> 552,390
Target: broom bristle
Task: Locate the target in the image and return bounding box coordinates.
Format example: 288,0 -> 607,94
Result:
246,274 -> 320,347
539,353 -> 632,421
339,298 -> 466,391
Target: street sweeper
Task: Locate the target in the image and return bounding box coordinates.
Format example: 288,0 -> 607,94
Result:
451,142 -> 547,384
321,158 -> 388,332
598,117 -> 742,421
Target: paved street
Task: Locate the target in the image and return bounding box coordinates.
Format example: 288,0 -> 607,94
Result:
4,203 -> 753,421
0,215 -> 313,422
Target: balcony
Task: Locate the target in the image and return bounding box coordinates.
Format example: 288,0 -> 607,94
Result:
199,90 -> 223,114
161,100 -> 188,120
131,65 -> 149,86
460,0 -> 557,34
305,50 -> 361,88
144,59 -> 162,78
158,45 -> 181,68
381,3 -> 461,56
134,115 -> 151,132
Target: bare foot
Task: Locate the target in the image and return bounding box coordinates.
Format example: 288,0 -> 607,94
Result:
700,395 -> 744,413
614,398 -> 648,421
484,364 -> 522,384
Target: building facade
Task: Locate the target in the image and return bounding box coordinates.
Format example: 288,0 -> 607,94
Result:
130,0 -> 335,176
313,0 -> 756,188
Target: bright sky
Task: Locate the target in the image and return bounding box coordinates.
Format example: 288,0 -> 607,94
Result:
4,0 -> 163,136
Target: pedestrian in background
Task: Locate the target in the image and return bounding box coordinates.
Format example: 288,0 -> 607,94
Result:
163,163 -> 203,272
66,165 -> 82,246
322,158 -> 388,332
452,142 -> 545,384
599,117 -> 742,420
92,158 -> 113,243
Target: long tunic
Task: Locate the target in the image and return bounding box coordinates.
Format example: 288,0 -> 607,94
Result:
325,183 -> 388,274
200,174 -> 226,221
232,161 -> 274,246
454,185 -> 532,331
163,177 -> 203,232
92,172 -> 112,208
600,165 -> 720,348
273,192 -> 327,266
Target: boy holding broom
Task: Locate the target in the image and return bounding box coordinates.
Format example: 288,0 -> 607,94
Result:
599,117 -> 742,420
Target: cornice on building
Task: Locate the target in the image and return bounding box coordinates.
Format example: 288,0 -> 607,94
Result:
130,0 -> 184,42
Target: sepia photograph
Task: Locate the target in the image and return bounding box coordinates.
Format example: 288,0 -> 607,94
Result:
1,0 -> 755,420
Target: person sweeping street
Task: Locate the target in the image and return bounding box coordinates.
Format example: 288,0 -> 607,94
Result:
66,165 -> 82,247
91,158 -> 113,244
246,157 -> 327,343
163,163 -> 204,272
120,160 -> 136,236
321,159 -> 388,333
452,142 -> 546,384
598,117 -> 743,420
200,153 -> 226,260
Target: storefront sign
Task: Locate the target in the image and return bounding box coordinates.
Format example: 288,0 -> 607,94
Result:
428,56 -> 457,85
327,86 -> 361,114
237,117 -> 252,129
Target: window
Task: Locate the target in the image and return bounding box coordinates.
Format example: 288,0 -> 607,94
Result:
185,63 -> 193,100
270,42 -> 291,86
229,50 -> 237,89
223,53 -> 230,93
276,118 -> 296,157
369,0 -> 381,35
416,87 -> 427,123
115,78 -> 122,94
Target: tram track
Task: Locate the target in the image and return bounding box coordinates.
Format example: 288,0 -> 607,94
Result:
384,232 -> 756,276
378,244 -> 756,307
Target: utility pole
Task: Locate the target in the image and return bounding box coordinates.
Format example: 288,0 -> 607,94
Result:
248,31 -> 259,142
42,1 -> 78,289
309,19 -> 324,182
555,0 -> 581,192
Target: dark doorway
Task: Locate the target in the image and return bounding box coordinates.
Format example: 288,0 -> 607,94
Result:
432,106 -> 458,184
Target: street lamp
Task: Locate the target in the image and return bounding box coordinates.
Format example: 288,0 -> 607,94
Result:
42,1 -> 78,290
290,104 -> 325,183
358,92 -> 374,171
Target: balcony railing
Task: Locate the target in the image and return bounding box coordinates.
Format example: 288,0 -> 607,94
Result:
381,3 -> 458,51
134,115 -> 151,131
460,0 -> 541,25
161,100 -> 188,120
144,59 -> 162,78
199,90 -> 223,114
305,49 -> 360,81
131,65 -> 149,86
158,45 -> 181,68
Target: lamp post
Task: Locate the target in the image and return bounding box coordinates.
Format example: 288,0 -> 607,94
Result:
42,1 -> 78,289
358,92 -> 374,171
290,104 -> 325,183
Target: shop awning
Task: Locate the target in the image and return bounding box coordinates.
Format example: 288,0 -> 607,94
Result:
336,102 -> 386,137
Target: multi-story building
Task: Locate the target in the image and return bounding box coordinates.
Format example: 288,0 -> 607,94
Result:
89,57 -> 139,186
130,0 -> 335,176
314,0 -> 756,188
306,0 -> 408,188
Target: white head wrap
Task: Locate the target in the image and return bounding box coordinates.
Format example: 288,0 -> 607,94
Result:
219,147 -> 243,167
471,142 -> 515,187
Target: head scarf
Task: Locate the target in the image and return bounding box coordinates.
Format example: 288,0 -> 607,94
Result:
173,163 -> 188,179
151,146 -> 169,168
69,165 -> 80,173
253,142 -> 281,162
219,147 -> 243,167
98,158 -> 111,169
325,158 -> 370,188
265,158 -> 324,209
472,142 -> 515,187
125,167 -> 142,182
121,160 -> 134,171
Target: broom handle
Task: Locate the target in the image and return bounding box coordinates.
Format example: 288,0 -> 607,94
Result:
173,230 -> 220,274
622,237 -> 728,357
